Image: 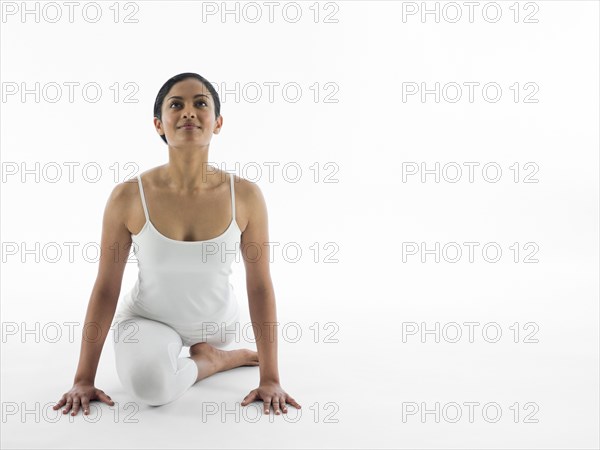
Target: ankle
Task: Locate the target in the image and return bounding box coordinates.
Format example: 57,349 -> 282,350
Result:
190,342 -> 214,356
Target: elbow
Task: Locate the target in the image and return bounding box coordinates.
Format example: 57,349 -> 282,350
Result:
247,284 -> 274,299
92,287 -> 121,305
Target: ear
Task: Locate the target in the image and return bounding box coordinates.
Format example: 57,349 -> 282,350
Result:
213,115 -> 224,135
154,117 -> 165,137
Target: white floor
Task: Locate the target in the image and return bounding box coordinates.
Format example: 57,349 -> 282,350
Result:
2,296 -> 599,449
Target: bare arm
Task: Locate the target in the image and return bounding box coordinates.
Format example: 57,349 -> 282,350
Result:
54,182 -> 133,415
239,179 -> 301,414
74,182 -> 133,382
240,180 -> 280,383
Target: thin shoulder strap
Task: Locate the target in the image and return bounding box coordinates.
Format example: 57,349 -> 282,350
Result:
137,174 -> 150,222
229,173 -> 236,222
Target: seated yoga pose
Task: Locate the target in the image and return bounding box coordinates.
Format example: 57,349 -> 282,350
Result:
53,72 -> 301,416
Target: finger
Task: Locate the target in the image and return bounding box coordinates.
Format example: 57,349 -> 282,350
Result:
98,391 -> 115,406
240,392 -> 252,406
241,391 -> 257,406
272,397 -> 281,415
281,396 -> 288,413
81,396 -> 90,415
62,397 -> 73,414
287,396 -> 301,409
53,395 -> 66,410
263,398 -> 272,414
71,397 -> 81,416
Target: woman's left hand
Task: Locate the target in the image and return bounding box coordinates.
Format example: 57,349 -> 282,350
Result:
241,380 -> 301,415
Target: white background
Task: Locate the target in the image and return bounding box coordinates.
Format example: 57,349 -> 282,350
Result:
1,1 -> 598,448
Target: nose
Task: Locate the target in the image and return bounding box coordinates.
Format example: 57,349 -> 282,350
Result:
183,110 -> 195,118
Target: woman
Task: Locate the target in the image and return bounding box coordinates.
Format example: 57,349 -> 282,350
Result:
53,72 -> 301,416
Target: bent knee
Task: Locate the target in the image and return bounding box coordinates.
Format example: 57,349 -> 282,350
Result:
123,363 -> 177,406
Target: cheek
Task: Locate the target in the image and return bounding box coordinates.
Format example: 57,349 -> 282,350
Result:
162,114 -> 177,128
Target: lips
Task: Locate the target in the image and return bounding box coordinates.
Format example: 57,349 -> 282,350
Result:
179,123 -> 200,128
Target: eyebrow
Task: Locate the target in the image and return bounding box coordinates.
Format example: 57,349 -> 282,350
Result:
167,94 -> 210,101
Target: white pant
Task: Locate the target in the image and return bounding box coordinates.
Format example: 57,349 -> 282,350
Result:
113,316 -> 199,406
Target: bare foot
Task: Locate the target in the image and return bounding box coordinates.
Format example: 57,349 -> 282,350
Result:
189,343 -> 259,382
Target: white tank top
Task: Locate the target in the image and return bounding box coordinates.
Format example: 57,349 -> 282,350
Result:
113,172 -> 241,346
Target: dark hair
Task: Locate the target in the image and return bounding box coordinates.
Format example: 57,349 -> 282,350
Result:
153,72 -> 221,145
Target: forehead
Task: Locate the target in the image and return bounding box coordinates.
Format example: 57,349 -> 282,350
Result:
167,78 -> 210,97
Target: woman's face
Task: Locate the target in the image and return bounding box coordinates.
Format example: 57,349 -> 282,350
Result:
154,78 -> 222,146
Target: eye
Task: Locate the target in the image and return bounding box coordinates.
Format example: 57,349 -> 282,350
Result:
169,101 -> 207,108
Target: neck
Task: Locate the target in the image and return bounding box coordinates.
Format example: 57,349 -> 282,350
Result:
162,145 -> 220,191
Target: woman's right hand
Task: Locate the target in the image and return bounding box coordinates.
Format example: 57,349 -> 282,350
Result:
53,382 -> 115,416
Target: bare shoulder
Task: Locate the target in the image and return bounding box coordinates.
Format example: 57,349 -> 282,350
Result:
231,173 -> 267,232
105,178 -> 133,212
104,176 -> 143,235
109,176 -> 139,209
231,172 -> 263,200
92,177 -> 140,298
